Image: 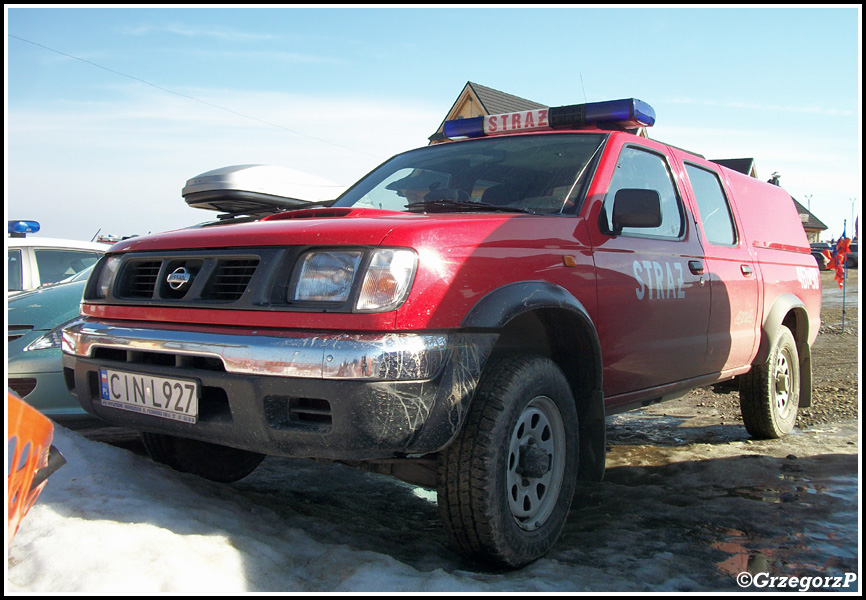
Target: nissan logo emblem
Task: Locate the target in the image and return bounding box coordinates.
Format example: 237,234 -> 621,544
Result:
167,267 -> 192,291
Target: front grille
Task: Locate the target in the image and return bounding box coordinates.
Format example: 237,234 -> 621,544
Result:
264,396 -> 332,432
203,259 -> 259,301
122,261 -> 161,298
91,347 -> 226,372
8,325 -> 33,343
108,250 -> 273,307
289,397 -> 332,426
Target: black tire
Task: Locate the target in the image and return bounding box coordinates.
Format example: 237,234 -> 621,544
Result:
141,432 -> 265,483
740,326 -> 800,439
437,355 -> 579,568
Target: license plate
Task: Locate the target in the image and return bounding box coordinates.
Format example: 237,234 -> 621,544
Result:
99,369 -> 198,423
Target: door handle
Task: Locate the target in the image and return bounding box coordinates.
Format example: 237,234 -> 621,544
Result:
741,264 -> 753,276
688,260 -> 704,275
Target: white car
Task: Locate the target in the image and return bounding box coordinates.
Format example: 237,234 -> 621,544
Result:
8,221 -> 109,295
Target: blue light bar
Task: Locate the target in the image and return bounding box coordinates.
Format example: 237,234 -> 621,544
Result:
441,98 -> 656,140
549,98 -> 656,129
442,116 -> 485,139
8,220 -> 40,236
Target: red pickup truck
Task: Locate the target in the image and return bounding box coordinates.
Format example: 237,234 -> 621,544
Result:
62,98 -> 820,567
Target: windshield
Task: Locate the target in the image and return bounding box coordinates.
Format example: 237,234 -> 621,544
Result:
334,133 -> 606,215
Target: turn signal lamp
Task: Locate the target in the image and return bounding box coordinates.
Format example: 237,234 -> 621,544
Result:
443,98 -> 656,140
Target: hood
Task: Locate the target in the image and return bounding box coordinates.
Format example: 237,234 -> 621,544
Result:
106,208 -> 524,254
8,279 -> 87,331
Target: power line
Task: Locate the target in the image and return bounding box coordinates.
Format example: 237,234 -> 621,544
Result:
8,33 -> 381,159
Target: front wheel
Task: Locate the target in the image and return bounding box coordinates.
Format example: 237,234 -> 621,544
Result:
141,432 -> 265,483
740,326 -> 800,439
437,355 -> 579,568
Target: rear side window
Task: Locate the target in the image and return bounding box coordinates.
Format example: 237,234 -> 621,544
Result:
33,249 -> 101,286
685,164 -> 737,246
603,146 -> 683,239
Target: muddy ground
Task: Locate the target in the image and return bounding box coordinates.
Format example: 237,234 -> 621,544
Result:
592,267 -> 860,590
665,268 -> 859,430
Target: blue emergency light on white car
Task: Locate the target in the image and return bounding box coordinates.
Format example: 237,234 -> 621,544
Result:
443,98 -> 656,140
8,220 -> 41,237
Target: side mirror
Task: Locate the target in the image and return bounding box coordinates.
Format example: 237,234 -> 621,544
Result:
611,188 -> 661,234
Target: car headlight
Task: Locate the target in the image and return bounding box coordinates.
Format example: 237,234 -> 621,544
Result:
24,317 -> 85,352
356,249 -> 417,312
94,256 -> 121,298
290,248 -> 417,312
292,251 -> 363,302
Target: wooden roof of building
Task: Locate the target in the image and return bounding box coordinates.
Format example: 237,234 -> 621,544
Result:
429,81 -> 545,143
431,81 -> 652,142
465,81 -> 547,116
791,198 -> 828,231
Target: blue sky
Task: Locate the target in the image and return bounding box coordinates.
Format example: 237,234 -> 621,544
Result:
5,6 -> 861,241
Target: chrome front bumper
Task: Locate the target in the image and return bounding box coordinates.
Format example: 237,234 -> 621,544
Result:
61,319 -> 499,458
62,319 -> 454,381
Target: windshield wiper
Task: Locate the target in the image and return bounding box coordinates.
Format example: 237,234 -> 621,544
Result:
406,198 -> 535,214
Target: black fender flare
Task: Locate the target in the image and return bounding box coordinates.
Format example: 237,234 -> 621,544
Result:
462,281 -> 607,481
756,293 -> 813,408
463,281 -> 591,329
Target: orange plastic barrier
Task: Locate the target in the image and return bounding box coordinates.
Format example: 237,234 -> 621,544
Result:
7,392 -> 65,542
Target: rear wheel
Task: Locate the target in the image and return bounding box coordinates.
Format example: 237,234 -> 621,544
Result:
141,432 -> 265,483
437,355 -> 579,568
740,326 -> 800,439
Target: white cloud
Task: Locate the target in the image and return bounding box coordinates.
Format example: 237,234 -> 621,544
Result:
6,86 -> 444,240
175,48 -> 345,65
9,85 -> 859,243
122,23 -> 280,42
8,87 -> 441,173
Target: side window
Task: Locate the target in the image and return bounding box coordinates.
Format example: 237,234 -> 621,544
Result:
33,249 -> 101,285
603,146 -> 683,238
8,249 -> 23,291
684,164 -> 737,246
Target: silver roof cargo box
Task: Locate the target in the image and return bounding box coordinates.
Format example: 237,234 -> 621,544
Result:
182,165 -> 343,215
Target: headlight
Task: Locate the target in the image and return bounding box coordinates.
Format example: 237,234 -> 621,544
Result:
25,317 -> 85,352
95,256 -> 121,298
356,249 -> 417,312
292,251 -> 363,302
290,248 -> 417,312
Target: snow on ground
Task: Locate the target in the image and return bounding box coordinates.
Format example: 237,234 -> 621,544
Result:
6,416 -> 860,593
7,425 -> 590,593
6,426 -> 480,593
